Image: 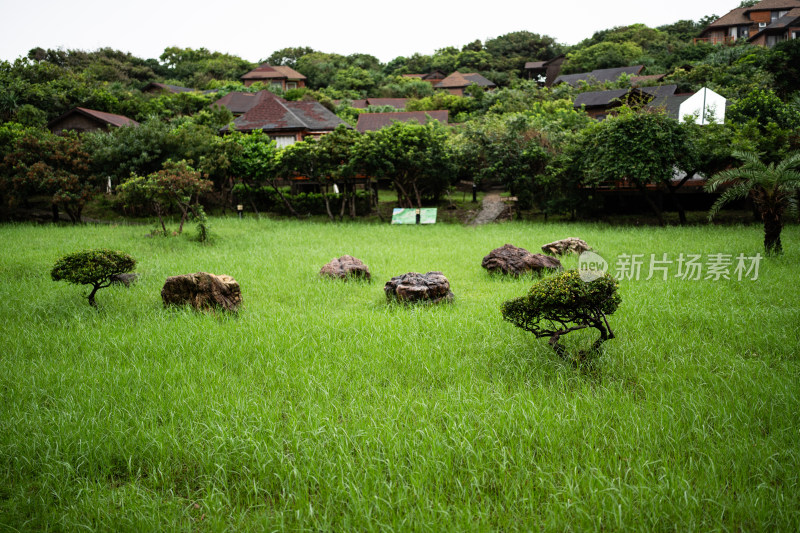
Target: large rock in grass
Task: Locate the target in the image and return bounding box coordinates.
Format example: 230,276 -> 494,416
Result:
482,244 -> 562,276
384,271 -> 454,303
161,272 -> 242,312
541,237 -> 591,256
320,255 -> 371,281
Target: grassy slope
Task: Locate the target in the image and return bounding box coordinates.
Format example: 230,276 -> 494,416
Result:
0,219 -> 798,532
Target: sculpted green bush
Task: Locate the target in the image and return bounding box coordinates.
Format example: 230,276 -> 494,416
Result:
501,269 -> 620,357
51,249 -> 136,307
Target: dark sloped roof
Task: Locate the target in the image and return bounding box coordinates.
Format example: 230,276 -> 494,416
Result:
573,85 -> 677,109
228,91 -> 345,133
211,92 -> 260,114
435,71 -> 496,89
240,63 -> 306,81
48,107 -> 139,129
641,84 -> 677,98
285,100 -> 348,132
631,74 -> 666,84
573,89 -> 630,108
356,111 -> 449,133
554,65 -> 644,87
646,94 -> 695,120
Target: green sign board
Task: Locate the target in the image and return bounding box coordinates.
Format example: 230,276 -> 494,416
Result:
391,208 -> 437,225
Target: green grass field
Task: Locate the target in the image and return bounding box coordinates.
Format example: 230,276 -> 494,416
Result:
1,218 -> 798,531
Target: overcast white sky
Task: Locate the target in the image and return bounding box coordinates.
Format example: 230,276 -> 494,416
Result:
0,0 -> 739,64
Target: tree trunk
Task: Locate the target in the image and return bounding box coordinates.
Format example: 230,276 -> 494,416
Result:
636,182 -> 664,226
665,170 -> 694,226
763,211 -> 783,255
268,180 -> 300,218
87,284 -> 100,307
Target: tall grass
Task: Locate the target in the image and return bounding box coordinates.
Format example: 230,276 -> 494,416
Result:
0,218 -> 798,531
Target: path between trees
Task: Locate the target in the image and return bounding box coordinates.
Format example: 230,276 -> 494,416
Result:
470,193 -> 507,225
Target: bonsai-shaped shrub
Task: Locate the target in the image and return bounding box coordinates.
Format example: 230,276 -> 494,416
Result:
501,270 -> 620,357
51,249 -> 136,307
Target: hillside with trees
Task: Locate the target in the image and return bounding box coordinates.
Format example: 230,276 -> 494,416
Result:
1,4 -> 799,226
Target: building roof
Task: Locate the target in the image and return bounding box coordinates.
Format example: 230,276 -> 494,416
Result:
630,74 -> 667,85
143,82 -> 197,93
646,94 -> 694,120
226,91 -> 346,133
744,0 -> 800,14
434,71 -> 496,89
573,85 -> 677,109
525,61 -> 547,69
365,98 -> 409,109
48,107 -> 139,129
554,65 -> 644,86
703,7 -> 750,30
356,111 -> 449,133
240,64 -> 306,81
210,91 -> 260,114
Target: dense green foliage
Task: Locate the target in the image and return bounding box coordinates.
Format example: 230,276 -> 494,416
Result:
1,10 -> 799,226
502,270 -> 621,357
50,248 -> 136,306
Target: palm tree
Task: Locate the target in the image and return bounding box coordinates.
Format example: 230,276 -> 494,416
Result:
706,151 -> 800,255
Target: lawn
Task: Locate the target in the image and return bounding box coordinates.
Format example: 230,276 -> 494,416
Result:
0,218 -> 798,532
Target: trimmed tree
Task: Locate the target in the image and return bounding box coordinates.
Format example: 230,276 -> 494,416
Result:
51,249 -> 136,307
501,270 -> 621,358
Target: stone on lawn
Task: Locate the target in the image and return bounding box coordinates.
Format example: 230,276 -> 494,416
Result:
384,271 -> 454,303
541,237 -> 591,256
161,272 -> 242,312
320,255 -> 371,281
482,244 -> 562,276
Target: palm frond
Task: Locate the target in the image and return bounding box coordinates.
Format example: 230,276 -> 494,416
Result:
708,182 -> 753,220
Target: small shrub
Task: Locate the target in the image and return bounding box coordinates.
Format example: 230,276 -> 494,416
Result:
51,249 -> 136,307
501,269 -> 620,358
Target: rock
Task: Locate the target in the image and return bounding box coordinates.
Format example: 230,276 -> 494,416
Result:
161,272 -> 242,312
482,244 -> 562,276
541,237 -> 591,256
319,255 -> 371,281
384,271 -> 454,303
110,273 -> 138,286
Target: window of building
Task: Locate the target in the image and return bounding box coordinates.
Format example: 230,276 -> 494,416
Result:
271,135 -> 296,148
286,82 -> 297,90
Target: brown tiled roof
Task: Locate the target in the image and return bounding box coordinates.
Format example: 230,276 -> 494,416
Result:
744,0 -> 800,14
227,91 -> 345,133
211,92 -> 260,114
705,7 -> 750,29
240,63 -> 306,81
356,111 -> 449,133
366,98 -> 409,108
48,107 -> 138,129
435,71 -> 496,89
